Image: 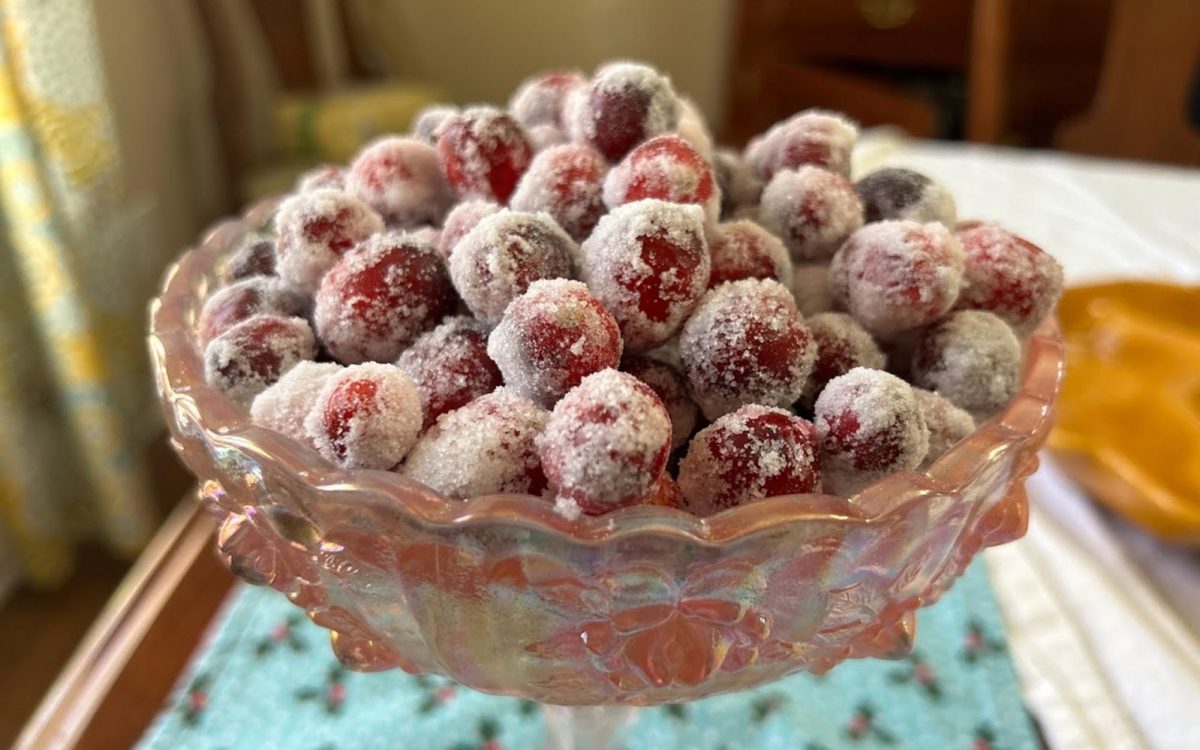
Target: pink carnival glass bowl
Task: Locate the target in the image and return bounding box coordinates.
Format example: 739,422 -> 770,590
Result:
149,200 -> 1062,733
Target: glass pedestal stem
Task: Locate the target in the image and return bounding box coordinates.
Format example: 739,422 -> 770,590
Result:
542,704 -> 639,750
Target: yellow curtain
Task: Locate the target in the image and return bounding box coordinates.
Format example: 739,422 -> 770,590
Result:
0,0 -> 156,586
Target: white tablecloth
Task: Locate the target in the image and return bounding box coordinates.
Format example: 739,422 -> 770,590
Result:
856,134 -> 1200,750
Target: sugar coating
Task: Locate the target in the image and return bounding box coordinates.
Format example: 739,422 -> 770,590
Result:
745,110 -> 857,180
403,387 -> 549,499
759,166 -> 864,262
911,310 -> 1021,419
526,124 -> 567,152
487,279 -> 623,406
707,220 -> 793,289
714,148 -> 764,219
274,189 -> 384,293
220,235 -> 276,282
314,232 -> 454,364
412,104 -> 458,144
508,71 -> 586,128
437,107 -> 533,202
537,369 -> 671,515
814,367 -> 929,496
829,220 -> 965,337
954,222 -> 1064,335
396,315 -> 503,429
439,199 -> 502,261
602,135 -> 719,224
569,61 -> 681,161
509,143 -> 607,242
304,362 -> 422,470
346,137 -> 455,225
680,278 -> 817,420
403,225 -> 442,248
802,312 -> 886,405
197,275 -> 308,345
856,167 -> 957,227
296,165 -> 345,193
579,199 -> 709,352
675,96 -> 714,163
913,387 -> 976,467
678,404 -> 821,516
620,354 -> 699,449
204,314 -> 317,407
250,361 -> 342,446
448,209 -> 576,325
791,263 -> 834,317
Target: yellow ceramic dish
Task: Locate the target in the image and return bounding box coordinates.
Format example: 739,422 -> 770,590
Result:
1049,282 -> 1200,545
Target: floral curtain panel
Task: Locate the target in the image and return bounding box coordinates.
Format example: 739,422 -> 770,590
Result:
0,0 -> 157,586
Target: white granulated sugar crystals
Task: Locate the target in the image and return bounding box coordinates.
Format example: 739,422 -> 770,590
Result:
814,367 -> 929,496
449,209 -> 576,325
251,361 -> 342,446
759,165 -> 864,262
274,188 -> 384,293
402,388 -> 549,499
346,137 -> 455,225
579,199 -> 709,352
204,315 -> 318,407
745,109 -> 858,180
679,278 -> 817,420
536,369 -> 671,513
303,363 -> 422,470
911,310 -> 1021,419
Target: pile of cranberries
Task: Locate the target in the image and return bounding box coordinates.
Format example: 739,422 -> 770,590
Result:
201,61 -> 1063,516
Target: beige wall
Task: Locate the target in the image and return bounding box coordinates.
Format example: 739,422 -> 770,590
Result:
359,0 -> 735,131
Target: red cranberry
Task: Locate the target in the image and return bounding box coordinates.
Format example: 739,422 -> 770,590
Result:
759,166 -> 863,262
304,363 -> 422,469
954,222 -> 1063,335
347,137 -> 454,225
911,310 -> 1021,419
204,314 -> 317,406
603,134 -> 718,222
396,316 -> 503,429
275,189 -> 383,293
707,220 -> 792,289
437,107 -> 533,203
567,62 -> 680,162
620,354 -> 699,449
509,143 -> 607,242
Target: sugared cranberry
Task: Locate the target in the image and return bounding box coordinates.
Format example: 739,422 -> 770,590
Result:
508,71 -> 586,128
759,166 -> 863,262
856,167 -> 956,226
814,368 -> 929,495
274,189 -> 383,293
537,369 -> 671,516
620,354 -> 699,449
204,314 -> 317,406
745,110 -> 857,180
220,236 -> 276,282
526,124 -> 567,151
678,405 -> 821,515
579,199 -> 709,351
707,220 -> 792,288
791,263 -> 834,317
954,222 -> 1063,335
438,199 -> 502,261
250,361 -> 341,446
304,363 -> 422,470
403,388 -> 549,498
396,316 -> 503,429
448,210 -> 576,325
314,232 -> 455,364
829,220 -> 965,337
568,62 -> 680,162
509,143 -> 607,242
714,148 -> 764,219
487,279 -> 622,406
346,137 -> 454,225
680,278 -> 816,420
802,312 -> 886,405
603,134 -> 718,222
911,310 -> 1021,418
197,276 -> 308,345
412,104 -> 458,145
912,388 -> 976,466
437,107 -> 533,202
296,165 -> 345,193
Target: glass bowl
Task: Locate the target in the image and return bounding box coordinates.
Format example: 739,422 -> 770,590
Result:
149,201 -> 1062,740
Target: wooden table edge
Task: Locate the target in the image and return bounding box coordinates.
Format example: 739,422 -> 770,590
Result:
18,495 -> 234,750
